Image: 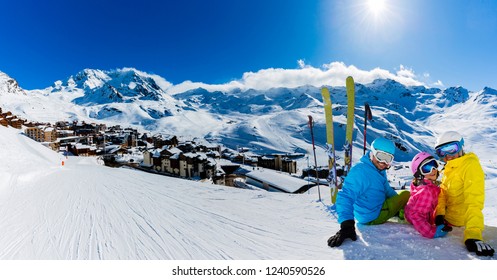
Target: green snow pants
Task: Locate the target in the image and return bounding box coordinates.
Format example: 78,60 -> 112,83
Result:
367,190 -> 410,225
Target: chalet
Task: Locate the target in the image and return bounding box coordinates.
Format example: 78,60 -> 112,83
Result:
55,121 -> 72,130
206,150 -> 221,159
96,123 -> 107,132
183,152 -> 216,179
107,125 -> 122,133
229,152 -> 258,166
0,117 -> 7,127
218,164 -> 241,187
0,111 -> 24,129
197,143 -> 222,154
142,146 -> 217,180
258,156 -> 277,170
153,133 -> 178,149
69,143 -> 97,156
72,121 -> 98,136
43,127 -> 57,142
7,117 -> 24,129
256,154 -> 297,174
25,126 -> 58,143
0,111 -> 12,118
123,127 -> 139,147
301,166 -> 331,179
108,145 -> 127,155
57,129 -> 75,138
103,132 -> 128,146
5,115 -> 14,126
143,147 -> 177,170
140,133 -> 153,144
23,121 -> 48,128
176,141 -> 197,153
142,149 -> 158,168
213,167 -> 226,186
158,147 -> 182,173
280,156 -> 297,174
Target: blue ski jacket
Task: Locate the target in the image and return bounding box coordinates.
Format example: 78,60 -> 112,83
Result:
336,151 -> 398,224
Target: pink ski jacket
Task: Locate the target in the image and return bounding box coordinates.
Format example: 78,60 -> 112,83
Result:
405,179 -> 440,238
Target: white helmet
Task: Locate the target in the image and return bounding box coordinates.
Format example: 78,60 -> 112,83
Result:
435,131 -> 463,149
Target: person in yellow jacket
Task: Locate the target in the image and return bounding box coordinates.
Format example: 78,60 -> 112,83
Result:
434,131 -> 494,256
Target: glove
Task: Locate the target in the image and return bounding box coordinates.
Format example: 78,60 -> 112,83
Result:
327,220 -> 357,247
465,239 -> 495,256
433,224 -> 450,238
434,215 -> 445,226
434,215 -> 452,232
441,224 -> 452,232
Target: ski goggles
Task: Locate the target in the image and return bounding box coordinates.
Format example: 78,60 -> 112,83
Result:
419,158 -> 439,175
435,140 -> 463,158
371,146 -> 394,165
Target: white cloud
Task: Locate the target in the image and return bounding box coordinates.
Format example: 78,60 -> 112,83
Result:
396,65 -> 416,79
297,59 -> 306,69
166,61 -> 427,94
433,80 -> 444,87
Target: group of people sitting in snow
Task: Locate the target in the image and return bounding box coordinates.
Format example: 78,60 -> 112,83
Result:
327,131 -> 494,257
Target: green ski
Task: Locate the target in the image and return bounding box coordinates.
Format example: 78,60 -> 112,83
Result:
343,76 -> 355,177
321,87 -> 339,204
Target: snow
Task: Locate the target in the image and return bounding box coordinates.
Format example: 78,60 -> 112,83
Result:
2,71 -> 497,278
0,125 -> 494,279
0,126 -> 336,260
243,166 -> 311,193
1,120 -> 496,262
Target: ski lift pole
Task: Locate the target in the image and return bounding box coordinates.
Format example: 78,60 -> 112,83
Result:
308,115 -> 321,201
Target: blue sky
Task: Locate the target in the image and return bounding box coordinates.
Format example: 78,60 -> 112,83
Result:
0,0 -> 496,91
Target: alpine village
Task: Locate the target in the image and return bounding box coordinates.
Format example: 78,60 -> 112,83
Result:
0,106 -> 314,194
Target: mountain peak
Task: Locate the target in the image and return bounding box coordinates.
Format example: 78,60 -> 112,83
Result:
442,86 -> 469,104
0,71 -> 26,96
71,69 -> 111,90
63,68 -> 167,105
482,86 -> 497,95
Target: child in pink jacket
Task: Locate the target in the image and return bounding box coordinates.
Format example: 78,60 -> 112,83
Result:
405,152 -> 452,238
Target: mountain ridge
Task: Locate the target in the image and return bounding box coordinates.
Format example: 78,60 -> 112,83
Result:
1,68 -> 496,164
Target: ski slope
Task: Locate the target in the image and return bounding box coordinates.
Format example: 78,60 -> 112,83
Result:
0,125 -> 496,260
0,126 -> 335,259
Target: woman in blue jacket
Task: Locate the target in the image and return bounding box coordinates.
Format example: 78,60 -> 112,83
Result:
328,137 -> 410,247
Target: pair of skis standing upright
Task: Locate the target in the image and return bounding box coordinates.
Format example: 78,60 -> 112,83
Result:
308,76 -> 373,204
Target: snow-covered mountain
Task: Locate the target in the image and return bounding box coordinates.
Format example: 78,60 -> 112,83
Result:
1,68 -> 497,261
1,68 -> 497,164
62,68 -> 169,104
0,71 -> 26,96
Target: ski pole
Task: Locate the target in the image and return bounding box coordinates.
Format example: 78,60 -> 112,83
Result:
363,103 -> 373,155
308,115 -> 321,201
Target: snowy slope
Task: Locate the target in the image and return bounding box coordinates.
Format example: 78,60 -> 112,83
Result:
1,125 -> 496,260
0,126 -> 334,259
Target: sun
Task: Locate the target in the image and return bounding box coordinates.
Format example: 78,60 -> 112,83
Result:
368,0 -> 387,16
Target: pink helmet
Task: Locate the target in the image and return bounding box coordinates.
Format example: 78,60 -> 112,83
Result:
410,152 -> 434,175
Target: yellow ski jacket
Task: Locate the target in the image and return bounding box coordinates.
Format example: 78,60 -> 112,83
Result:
436,152 -> 485,241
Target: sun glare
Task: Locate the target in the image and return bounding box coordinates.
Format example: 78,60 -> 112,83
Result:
368,0 -> 386,16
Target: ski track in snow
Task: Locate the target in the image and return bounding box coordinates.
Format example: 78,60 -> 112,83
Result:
0,127 -> 496,260
0,152 -> 333,259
